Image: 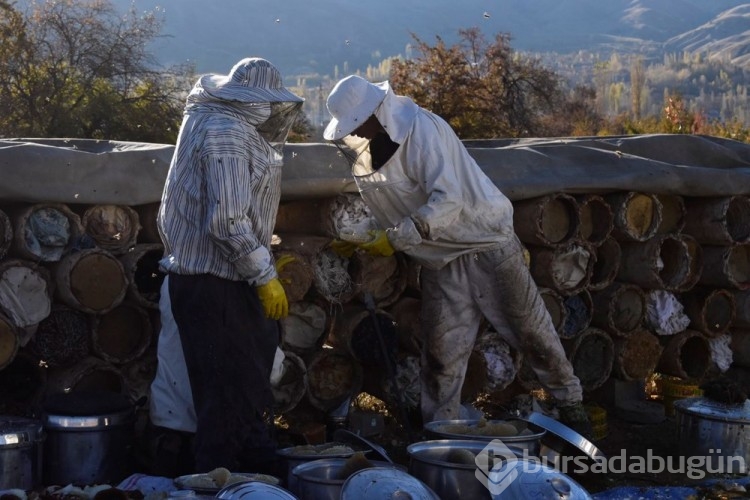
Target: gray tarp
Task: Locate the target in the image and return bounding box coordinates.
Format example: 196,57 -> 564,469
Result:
1,134 -> 749,206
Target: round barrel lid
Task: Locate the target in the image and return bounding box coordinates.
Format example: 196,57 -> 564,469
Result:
341,467 -> 440,499
333,428 -> 393,463
520,411 -> 605,462
492,459 -> 592,499
43,390 -> 134,429
0,415 -> 43,446
673,397 -> 750,423
216,481 -> 299,499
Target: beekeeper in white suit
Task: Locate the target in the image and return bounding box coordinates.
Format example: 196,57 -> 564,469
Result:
324,75 -> 592,436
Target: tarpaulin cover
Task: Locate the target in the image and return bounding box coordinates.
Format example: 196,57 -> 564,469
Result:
1,134 -> 749,206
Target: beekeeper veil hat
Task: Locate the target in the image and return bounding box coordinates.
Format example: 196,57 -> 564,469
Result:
199,57 -> 303,104
324,75 -> 388,140
189,57 -> 304,154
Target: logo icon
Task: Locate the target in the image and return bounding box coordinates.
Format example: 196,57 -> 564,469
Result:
475,439 -> 521,495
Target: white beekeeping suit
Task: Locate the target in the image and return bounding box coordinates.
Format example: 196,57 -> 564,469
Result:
324,76 -> 588,432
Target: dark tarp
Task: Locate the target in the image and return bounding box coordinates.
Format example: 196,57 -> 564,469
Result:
1,134 -> 749,206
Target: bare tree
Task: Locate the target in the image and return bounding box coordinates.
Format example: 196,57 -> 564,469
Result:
390,28 -> 566,139
0,0 -> 192,142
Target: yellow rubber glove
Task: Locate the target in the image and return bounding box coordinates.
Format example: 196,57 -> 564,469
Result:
274,254 -> 296,285
359,230 -> 395,257
329,239 -> 357,258
256,278 -> 289,320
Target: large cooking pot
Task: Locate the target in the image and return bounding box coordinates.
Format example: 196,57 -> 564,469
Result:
216,481 -> 299,499
408,439 -> 518,499
341,467 -> 440,499
290,458 -> 404,500
674,396 -> 750,473
407,439 -> 591,499
42,390 -> 135,486
424,418 -> 545,457
0,416 -> 44,490
276,442 -> 363,492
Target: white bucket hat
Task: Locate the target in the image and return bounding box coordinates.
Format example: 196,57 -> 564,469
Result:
324,75 -> 388,140
198,57 -> 303,103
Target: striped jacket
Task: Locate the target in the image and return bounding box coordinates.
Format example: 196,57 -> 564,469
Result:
157,101 -> 281,286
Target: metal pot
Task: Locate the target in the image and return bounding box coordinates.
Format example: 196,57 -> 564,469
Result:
674,396 -> 750,473
485,460 -> 592,499
276,442 -> 363,493
341,467 -> 440,499
407,439 -> 591,499
290,458 -> 404,500
0,416 -> 44,490
217,481 -> 299,499
424,419 -> 545,457
42,391 -> 135,486
407,439 -> 514,499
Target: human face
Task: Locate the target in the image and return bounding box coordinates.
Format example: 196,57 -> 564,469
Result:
350,115 -> 383,140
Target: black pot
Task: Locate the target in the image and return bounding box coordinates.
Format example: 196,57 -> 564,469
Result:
0,416 -> 44,490
42,391 -> 135,486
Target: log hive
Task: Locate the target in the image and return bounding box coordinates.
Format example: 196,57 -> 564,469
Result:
119,243 -> 166,310
657,330 -> 711,380
0,181 -> 745,440
562,327 -> 614,392
591,282 -> 646,338
81,204 -> 141,255
588,236 -> 621,291
7,203 -> 85,262
607,191 -> 663,242
513,193 -> 580,247
576,194 -> 614,246
0,208 -> 12,260
683,195 -> 750,245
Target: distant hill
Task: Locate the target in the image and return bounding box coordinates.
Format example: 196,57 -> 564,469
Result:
665,5 -> 750,66
93,0 -> 749,78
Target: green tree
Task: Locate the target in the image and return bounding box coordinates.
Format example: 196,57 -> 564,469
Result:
390,28 -> 567,139
0,0 -> 192,142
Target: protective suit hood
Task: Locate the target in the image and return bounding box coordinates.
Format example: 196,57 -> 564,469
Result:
340,82 -> 419,167
186,57 -> 303,155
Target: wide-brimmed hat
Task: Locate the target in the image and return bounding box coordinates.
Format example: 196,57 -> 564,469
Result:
324,75 -> 388,140
199,58 -> 303,103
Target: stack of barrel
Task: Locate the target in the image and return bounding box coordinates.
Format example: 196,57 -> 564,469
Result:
508,191 -> 749,417
0,202 -> 161,419
0,190 -> 747,433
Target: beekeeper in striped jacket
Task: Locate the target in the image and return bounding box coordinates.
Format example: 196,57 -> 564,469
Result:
324,75 -> 592,437
155,57 -> 303,474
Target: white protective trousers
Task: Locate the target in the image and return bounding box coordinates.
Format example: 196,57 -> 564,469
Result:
419,236 -> 583,423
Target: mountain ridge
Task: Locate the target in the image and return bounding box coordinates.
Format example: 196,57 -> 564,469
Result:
15,0 -> 750,77
101,0 -> 748,77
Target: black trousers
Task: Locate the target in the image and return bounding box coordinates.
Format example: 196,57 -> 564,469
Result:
168,273 -> 279,473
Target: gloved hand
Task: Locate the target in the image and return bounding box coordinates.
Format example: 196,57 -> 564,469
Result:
359,230 -> 395,257
329,239 -> 358,258
274,254 -> 296,285
256,278 -> 289,320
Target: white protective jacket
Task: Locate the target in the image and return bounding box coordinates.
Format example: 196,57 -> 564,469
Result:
343,83 -> 515,270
